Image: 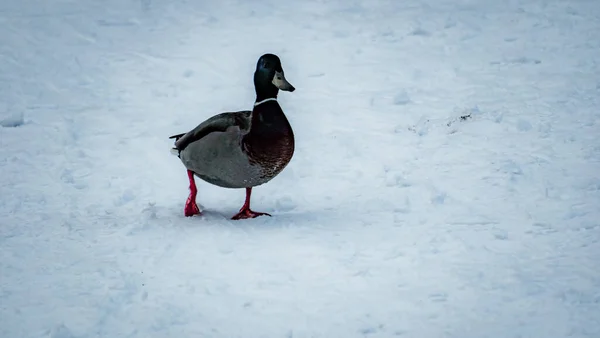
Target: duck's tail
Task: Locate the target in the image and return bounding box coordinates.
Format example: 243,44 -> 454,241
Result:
169,133 -> 185,140
169,133 -> 185,157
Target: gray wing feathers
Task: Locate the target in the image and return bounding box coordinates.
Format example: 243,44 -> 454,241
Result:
170,111 -> 251,151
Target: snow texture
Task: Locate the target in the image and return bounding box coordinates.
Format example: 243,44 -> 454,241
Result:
1,0 -> 599,337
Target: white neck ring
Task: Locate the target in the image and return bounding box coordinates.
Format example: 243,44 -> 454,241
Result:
254,97 -> 278,106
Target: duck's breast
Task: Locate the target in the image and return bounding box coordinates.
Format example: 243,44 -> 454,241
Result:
244,128 -> 295,180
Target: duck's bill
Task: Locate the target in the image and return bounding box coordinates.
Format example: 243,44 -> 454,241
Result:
272,71 -> 295,92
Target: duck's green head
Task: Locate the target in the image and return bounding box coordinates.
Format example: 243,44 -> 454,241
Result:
254,54 -> 295,98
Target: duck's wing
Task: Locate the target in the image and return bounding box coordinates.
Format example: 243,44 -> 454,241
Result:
170,110 -> 251,152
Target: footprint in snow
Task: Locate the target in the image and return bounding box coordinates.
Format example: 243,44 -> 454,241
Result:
393,90 -> 411,105
409,28 -> 431,37
516,119 -> 532,132
0,112 -> 25,127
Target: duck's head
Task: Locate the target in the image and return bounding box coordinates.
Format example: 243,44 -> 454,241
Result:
254,54 -> 295,99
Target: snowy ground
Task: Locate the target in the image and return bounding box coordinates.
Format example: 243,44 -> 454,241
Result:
1,0 -> 599,337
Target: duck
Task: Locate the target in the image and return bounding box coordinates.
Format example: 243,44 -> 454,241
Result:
169,53 -> 296,220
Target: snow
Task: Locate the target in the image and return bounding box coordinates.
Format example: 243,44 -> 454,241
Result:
1,0 -> 599,337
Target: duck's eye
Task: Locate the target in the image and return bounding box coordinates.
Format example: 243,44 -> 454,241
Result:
277,76 -> 282,80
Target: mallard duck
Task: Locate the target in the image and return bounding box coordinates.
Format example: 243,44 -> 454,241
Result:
169,53 -> 296,220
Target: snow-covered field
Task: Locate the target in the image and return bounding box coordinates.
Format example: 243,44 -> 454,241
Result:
1,0 -> 599,337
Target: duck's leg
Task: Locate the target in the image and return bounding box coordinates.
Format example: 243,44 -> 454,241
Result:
184,170 -> 201,217
231,187 -> 271,220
